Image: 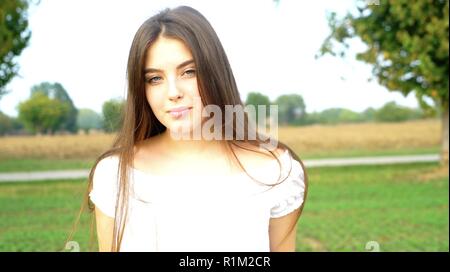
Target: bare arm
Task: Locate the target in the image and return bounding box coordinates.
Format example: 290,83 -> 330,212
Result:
94,206 -> 114,252
268,207 -> 301,252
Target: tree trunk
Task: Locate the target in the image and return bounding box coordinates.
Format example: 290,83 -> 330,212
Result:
441,102 -> 449,167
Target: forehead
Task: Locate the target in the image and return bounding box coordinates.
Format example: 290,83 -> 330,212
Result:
145,36 -> 193,68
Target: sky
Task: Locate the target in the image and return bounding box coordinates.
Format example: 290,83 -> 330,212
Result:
0,0 -> 420,117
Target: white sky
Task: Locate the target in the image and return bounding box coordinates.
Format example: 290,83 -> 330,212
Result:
0,0 -> 419,117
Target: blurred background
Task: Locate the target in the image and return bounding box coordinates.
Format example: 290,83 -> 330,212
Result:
0,0 -> 448,252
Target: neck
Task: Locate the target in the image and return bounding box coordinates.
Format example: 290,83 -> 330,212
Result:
158,129 -> 228,160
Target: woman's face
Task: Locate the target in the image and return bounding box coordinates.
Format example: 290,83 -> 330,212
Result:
144,36 -> 203,137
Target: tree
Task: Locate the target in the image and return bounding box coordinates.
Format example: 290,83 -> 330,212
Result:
317,108 -> 363,124
304,108 -> 364,125
0,111 -> 13,135
31,82 -> 78,133
77,108 -> 102,134
0,111 -> 23,135
0,0 -> 33,99
18,91 -> 69,134
275,94 -> 307,125
102,98 -> 124,133
245,92 -> 271,125
319,0 -> 449,165
375,101 -> 419,122
362,107 -> 376,122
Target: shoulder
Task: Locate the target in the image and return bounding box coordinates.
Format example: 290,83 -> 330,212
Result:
89,154 -> 121,218
230,144 -> 291,179
232,144 -> 287,167
269,150 -> 306,218
95,155 -> 120,174
92,154 -> 121,187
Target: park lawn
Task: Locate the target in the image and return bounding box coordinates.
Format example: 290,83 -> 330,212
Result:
0,146 -> 441,172
0,179 -> 95,252
0,162 -> 448,252
300,146 -> 440,160
0,159 -> 95,173
296,162 -> 449,252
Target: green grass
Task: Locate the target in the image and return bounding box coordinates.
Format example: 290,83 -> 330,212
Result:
296,162 -> 449,252
301,146 -> 440,159
0,179 -> 95,252
0,162 -> 447,252
0,159 -> 94,173
0,146 -> 440,173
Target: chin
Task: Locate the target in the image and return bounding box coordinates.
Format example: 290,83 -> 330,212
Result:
168,123 -> 194,136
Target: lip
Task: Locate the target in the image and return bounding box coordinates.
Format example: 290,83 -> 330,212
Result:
167,106 -> 192,113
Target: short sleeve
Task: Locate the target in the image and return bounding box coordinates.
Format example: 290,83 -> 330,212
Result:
270,153 -> 306,218
89,156 -> 120,218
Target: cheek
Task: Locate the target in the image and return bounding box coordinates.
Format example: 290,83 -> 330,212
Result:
145,89 -> 163,116
179,78 -> 200,97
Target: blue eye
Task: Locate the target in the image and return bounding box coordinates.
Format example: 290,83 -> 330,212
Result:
145,76 -> 162,84
145,69 -> 196,85
184,69 -> 196,76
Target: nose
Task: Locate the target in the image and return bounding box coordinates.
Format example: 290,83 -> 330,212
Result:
167,77 -> 183,101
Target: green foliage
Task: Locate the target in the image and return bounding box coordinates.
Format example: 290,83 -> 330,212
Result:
245,92 -> 271,108
375,101 -> 423,122
0,111 -> 13,135
308,108 -> 364,124
102,98 -> 124,133
0,111 -> 23,135
245,92 -> 271,124
242,91 -> 427,126
304,102 -> 426,125
31,82 -> 78,133
275,94 -> 307,125
320,0 -> 449,112
0,0 -> 32,98
18,91 -> 69,134
76,108 -> 102,134
362,107 -> 376,121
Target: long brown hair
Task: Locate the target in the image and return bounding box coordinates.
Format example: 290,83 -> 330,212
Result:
66,5 -> 308,252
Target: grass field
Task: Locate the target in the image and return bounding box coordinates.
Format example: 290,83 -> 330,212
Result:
0,119 -> 442,172
0,159 -> 94,173
296,162 -> 448,252
0,162 -> 447,252
0,119 -> 446,251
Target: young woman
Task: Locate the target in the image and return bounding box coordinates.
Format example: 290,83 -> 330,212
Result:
75,5 -> 308,252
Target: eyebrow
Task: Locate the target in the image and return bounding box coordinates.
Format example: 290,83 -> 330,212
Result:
144,59 -> 195,74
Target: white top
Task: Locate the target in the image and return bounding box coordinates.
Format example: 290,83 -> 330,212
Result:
89,149 -> 306,252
